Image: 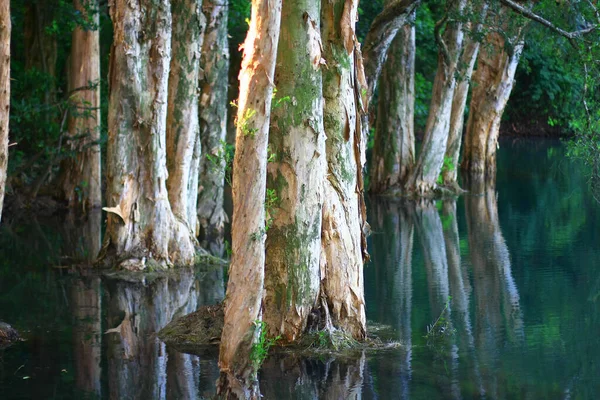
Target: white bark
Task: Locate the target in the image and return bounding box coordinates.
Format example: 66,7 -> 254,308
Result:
0,0 -> 9,223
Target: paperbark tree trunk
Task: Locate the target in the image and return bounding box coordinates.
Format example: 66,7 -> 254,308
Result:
166,0 -> 206,231
263,0 -> 326,342
197,0 -> 230,252
319,0 -> 367,340
406,0 -> 467,196
58,0 -> 102,210
370,11 -> 415,194
101,0 -> 196,269
217,0 -> 281,396
461,7 -> 526,180
0,0 -> 9,224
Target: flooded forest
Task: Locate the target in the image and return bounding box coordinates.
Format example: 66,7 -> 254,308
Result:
1,0 -> 600,399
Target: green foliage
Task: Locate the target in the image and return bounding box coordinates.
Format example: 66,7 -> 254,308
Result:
206,140 -> 235,186
436,156 -> 455,185
249,320 -> 280,371
424,297 -> 455,342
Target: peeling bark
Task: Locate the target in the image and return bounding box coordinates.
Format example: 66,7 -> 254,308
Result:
263,0 -> 325,342
370,11 -> 415,194
166,0 -> 206,231
0,0 -> 9,223
58,0 -> 102,210
218,0 -> 281,396
101,0 -> 196,268
197,0 -> 230,252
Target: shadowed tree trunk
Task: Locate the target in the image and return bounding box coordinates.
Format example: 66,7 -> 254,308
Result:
319,0 -> 367,340
166,0 -> 206,232
0,0 -> 9,223
101,0 -> 197,269
263,0 -> 326,342
461,6 -> 526,180
197,0 -> 230,253
370,11 -> 415,194
217,0 -> 281,396
58,0 -> 101,210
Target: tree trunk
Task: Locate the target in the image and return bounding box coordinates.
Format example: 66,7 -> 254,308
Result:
166,0 -> 206,232
442,2 -> 488,188
370,12 -> 415,194
218,0 -> 281,396
58,0 -> 102,210
461,7 -> 526,179
319,0 -> 367,341
197,0 -> 230,253
263,0 -> 326,342
406,0 -> 466,196
101,0 -> 196,269
0,0 -> 9,224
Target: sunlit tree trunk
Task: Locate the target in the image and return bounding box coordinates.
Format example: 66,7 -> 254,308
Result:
197,0 -> 230,252
0,0 -> 9,224
263,0 -> 326,342
406,0 -> 466,196
218,0 -> 281,396
166,0 -> 206,231
319,0 -> 367,340
370,11 -> 415,194
101,0 -> 196,269
58,0 -> 101,210
462,7 -> 526,180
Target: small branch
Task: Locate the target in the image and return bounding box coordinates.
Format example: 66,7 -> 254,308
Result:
435,15 -> 451,68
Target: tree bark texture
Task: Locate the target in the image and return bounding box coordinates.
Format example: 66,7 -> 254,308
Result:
59,0 -> 102,210
0,0 -> 9,224
406,0 -> 467,196
461,6 -> 526,179
319,0 -> 366,340
197,0 -> 230,251
370,11 -> 415,193
102,0 -> 196,268
218,0 -> 281,396
263,0 -> 326,342
166,0 -> 206,231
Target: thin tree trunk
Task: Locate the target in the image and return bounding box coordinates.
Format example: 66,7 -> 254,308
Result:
217,0 -> 281,396
370,11 -> 415,194
166,0 -> 206,231
59,0 -> 102,210
319,0 -> 367,340
461,7 -> 526,179
101,0 -> 196,269
263,0 -> 326,342
197,0 -> 230,252
0,0 -> 9,224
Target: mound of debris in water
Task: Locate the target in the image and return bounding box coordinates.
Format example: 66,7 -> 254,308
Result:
158,303 -> 224,347
0,322 -> 21,348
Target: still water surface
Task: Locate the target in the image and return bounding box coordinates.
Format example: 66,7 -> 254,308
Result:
1,139 -> 599,399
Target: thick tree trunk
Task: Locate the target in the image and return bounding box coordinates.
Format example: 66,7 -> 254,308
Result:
58,0 -> 102,210
319,0 -> 367,340
166,0 -> 206,231
263,0 -> 326,342
101,0 -> 196,269
406,0 -> 466,196
461,8 -> 525,179
0,0 -> 9,224
197,0 -> 230,252
442,3 -> 488,188
370,12 -> 415,193
218,0 -> 281,396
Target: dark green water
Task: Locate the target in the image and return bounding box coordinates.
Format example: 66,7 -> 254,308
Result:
1,139 -> 600,399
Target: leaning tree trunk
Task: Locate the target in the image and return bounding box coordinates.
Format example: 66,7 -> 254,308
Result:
166,0 -> 206,232
197,0 -> 230,252
442,2 -> 488,188
218,0 -> 281,396
101,0 -> 196,269
461,7 -> 526,180
370,11 -> 415,194
0,0 -> 9,224
263,0 -> 326,342
58,0 -> 101,210
405,0 -> 466,196
319,0 -> 367,340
